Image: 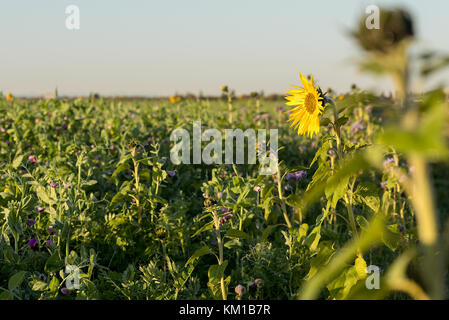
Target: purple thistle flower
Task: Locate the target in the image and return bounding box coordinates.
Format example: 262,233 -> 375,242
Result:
351,122 -> 365,134
48,227 -> 55,235
0,127 -> 5,133
253,186 -> 261,192
5,140 -> 10,146
222,207 -> 230,213
275,105 -> 284,112
45,161 -> 49,166
60,288 -> 70,295
50,182 -> 57,188
220,213 -> 234,225
46,239 -> 55,246
365,105 -> 373,113
75,152 -> 80,157
167,170 -> 176,177
235,284 -> 246,296
28,238 -> 38,250
380,181 -> 388,189
55,126 -> 61,131
27,219 -> 36,227
294,170 -> 307,180
28,155 -> 37,164
90,144 -> 95,149
109,145 -> 115,151
383,157 -> 395,167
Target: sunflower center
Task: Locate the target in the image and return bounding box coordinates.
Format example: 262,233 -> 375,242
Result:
304,93 -> 317,113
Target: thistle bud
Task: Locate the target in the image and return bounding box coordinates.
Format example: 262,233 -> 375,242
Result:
235,284 -> 246,297
352,7 -> 414,53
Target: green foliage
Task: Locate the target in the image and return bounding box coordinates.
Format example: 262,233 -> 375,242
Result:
0,87 -> 447,300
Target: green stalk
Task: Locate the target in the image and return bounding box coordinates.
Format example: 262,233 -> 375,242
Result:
408,155 -> 443,299
276,166 -> 292,229
213,212 -> 227,300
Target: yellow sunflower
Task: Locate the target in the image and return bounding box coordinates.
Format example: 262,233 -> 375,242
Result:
285,73 -> 325,137
6,92 -> 14,102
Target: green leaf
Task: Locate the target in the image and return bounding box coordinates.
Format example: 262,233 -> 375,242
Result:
112,159 -> 130,177
320,117 -> 332,126
207,261 -> 229,300
356,216 -> 370,231
45,252 -> 63,273
8,271 -> 26,291
336,116 -> 349,127
326,266 -> 360,300
305,241 -> 335,280
224,229 -> 249,239
260,224 -> 279,242
297,223 -> 309,243
185,246 -> 213,266
382,224 -> 401,251
31,280 -> 49,291
83,180 -> 97,187
36,186 -> 51,205
354,182 -> 380,212
48,276 -> 60,294
304,225 -> 321,252
191,221 -> 213,238
12,155 -> 24,169
325,174 -> 350,209
0,291 -> 12,300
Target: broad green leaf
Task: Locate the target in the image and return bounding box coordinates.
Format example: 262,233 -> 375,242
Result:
8,271 -> 26,291
224,229 -> 249,239
185,246 -> 213,266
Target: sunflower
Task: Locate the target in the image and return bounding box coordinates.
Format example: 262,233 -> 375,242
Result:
6,92 -> 14,102
285,73 -> 325,137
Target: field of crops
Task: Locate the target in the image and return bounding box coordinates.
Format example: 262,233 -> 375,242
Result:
1,7 -> 449,301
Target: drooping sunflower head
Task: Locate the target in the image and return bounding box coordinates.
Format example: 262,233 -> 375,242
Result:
285,73 -> 326,137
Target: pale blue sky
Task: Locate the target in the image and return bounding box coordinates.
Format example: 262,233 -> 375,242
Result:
0,0 -> 448,96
